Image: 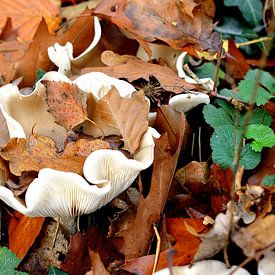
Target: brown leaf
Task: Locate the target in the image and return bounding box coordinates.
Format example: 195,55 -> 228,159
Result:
92,0 -> 219,55
82,50 -> 200,93
0,10 -> 96,86
0,157 -> 9,183
122,106 -> 189,258
88,250 -> 110,275
225,39 -> 251,80
0,135 -> 110,176
0,108 -> 10,148
8,211 -> 45,259
0,0 -> 61,43
91,88 -> 149,154
232,215 -> 275,257
43,81 -> 87,130
122,218 -> 206,274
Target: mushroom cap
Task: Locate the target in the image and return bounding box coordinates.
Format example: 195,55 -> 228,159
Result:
169,93 -> 210,113
0,128 -> 159,217
48,16 -> 102,75
154,260 -> 250,275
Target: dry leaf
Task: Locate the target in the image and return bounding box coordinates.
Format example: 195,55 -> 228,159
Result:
0,107 -> 10,148
82,50 -> 200,93
43,81 -> 87,129
92,0 -> 219,55
90,88 -> 149,154
8,211 -> 44,259
122,106 -> 188,258
0,0 -> 61,42
88,250 -> 110,275
0,135 -> 109,176
0,10 -> 96,86
232,215 -> 275,257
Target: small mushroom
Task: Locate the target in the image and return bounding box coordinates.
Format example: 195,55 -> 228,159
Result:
169,93 -> 210,113
48,16 -> 102,75
0,127 -> 159,218
154,260 -> 250,275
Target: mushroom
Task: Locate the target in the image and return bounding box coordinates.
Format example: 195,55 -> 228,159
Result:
154,260 -> 250,275
169,93 -> 210,113
0,127 -> 159,218
48,16 -> 102,76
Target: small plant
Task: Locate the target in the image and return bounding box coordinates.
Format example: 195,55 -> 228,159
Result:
203,69 -> 275,170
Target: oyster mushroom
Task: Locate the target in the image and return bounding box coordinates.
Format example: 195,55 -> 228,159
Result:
48,16 -> 102,75
169,93 -> 210,113
0,127 -> 159,218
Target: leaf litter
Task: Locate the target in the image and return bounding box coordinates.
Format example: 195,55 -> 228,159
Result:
0,1 -> 273,275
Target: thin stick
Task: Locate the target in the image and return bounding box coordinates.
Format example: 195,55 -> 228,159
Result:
212,42 -> 223,95
77,215 -> 81,232
191,133 -> 195,157
236,37 -> 272,47
152,224 -> 161,275
198,127 -> 202,162
52,218 -> 60,248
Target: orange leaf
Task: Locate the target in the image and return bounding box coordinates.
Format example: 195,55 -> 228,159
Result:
0,135 -> 110,176
8,211 -> 44,259
0,0 -> 61,42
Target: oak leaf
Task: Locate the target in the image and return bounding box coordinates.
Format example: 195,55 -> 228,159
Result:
8,211 -> 44,260
88,87 -> 149,154
0,108 -> 10,148
0,135 -> 110,176
43,81 -> 87,130
0,0 -> 61,42
92,0 -> 219,55
82,50 -> 200,93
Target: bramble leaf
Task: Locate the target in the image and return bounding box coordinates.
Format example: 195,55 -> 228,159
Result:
245,124 -> 275,152
238,69 -> 274,106
210,125 -> 261,169
261,175 -> 275,186
0,246 -> 27,275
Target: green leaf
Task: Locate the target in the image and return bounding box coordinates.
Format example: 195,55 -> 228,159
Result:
261,175 -> 275,186
245,124 -> 275,152
210,125 -> 261,169
224,0 -> 263,27
220,88 -> 244,101
239,69 -> 274,106
250,109 -> 272,126
0,247 -> 27,275
48,267 -> 68,275
194,63 -> 224,82
203,104 -> 233,128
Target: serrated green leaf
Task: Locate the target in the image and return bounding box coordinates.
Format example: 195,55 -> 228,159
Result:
0,247 -> 27,275
250,109 -> 272,126
48,267 -> 68,275
224,0 -> 262,27
210,125 -> 261,170
203,104 -> 233,128
261,175 -> 275,186
194,63 -> 224,84
220,88 -> 244,101
245,124 -> 275,152
239,69 -> 274,106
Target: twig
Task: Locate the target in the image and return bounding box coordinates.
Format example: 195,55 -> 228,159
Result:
152,224 -> 161,275
212,41 -> 223,95
198,127 -> 202,162
236,37 -> 272,48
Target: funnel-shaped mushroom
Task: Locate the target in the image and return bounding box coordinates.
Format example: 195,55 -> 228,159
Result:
0,128 -> 159,217
48,16 -> 102,75
169,93 -> 210,113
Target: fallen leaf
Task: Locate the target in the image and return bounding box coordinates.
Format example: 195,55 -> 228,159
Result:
0,9 -> 96,86
0,157 -> 9,183
0,135 -> 110,176
43,81 -> 87,130
88,250 -> 110,275
92,0 -> 219,55
82,50 -> 200,93
225,39 -> 251,80
122,106 -> 188,258
122,218 -> 206,274
8,211 -> 44,259
89,88 -> 149,154
0,0 -> 61,42
232,215 -> 275,257
0,108 -> 10,148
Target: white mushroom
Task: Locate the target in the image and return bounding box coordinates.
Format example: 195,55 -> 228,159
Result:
154,260 -> 250,275
169,93 -> 210,113
48,16 -> 102,75
0,127 -> 159,217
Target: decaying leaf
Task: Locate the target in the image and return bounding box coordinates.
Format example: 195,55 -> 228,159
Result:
0,108 -> 10,148
0,0 -> 61,42
88,88 -> 149,154
88,250 -> 110,275
8,211 -> 45,260
0,10 -> 97,86
0,135 -> 109,176
232,214 -> 275,257
43,81 -> 87,130
82,50 -> 200,93
92,0 -> 219,55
